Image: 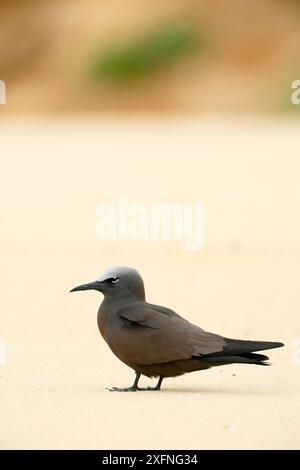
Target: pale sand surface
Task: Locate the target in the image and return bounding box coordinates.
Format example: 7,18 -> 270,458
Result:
0,116 -> 299,449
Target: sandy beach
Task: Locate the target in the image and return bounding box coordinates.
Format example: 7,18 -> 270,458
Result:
0,117 -> 299,449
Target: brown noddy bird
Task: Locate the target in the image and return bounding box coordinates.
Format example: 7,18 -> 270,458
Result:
70,266 -> 284,392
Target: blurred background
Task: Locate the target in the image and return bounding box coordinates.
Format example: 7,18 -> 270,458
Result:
1,0 -> 300,451
0,0 -> 300,113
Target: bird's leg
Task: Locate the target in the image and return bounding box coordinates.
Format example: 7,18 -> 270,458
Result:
108,373 -> 141,392
146,376 -> 163,391
108,374 -> 163,392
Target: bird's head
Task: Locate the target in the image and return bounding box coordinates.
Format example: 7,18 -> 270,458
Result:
70,266 -> 145,300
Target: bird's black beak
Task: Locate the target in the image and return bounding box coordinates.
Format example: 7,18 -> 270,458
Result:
69,281 -> 103,293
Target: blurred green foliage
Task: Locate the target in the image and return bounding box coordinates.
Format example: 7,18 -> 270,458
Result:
89,21 -> 200,83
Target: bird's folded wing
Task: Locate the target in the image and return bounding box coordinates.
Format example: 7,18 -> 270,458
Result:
114,304 -> 226,365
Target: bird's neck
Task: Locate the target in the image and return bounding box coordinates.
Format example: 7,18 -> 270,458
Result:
101,292 -> 145,310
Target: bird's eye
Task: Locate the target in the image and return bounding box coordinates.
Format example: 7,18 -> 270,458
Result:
105,277 -> 119,284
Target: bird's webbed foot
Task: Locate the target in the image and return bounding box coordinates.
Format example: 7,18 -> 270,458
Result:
107,373 -> 141,392
108,385 -> 160,392
108,386 -> 139,392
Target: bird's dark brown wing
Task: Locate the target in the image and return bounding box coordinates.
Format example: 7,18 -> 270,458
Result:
145,302 -> 187,320
112,303 -> 226,365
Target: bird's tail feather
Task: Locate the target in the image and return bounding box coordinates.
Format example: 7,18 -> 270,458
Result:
200,352 -> 270,366
206,339 -> 284,358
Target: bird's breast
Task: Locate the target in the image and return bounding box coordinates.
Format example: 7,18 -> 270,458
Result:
97,306 -> 110,342
97,304 -> 124,345
97,305 -> 139,371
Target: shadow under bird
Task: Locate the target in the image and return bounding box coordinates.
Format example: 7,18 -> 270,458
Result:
70,266 -> 284,392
